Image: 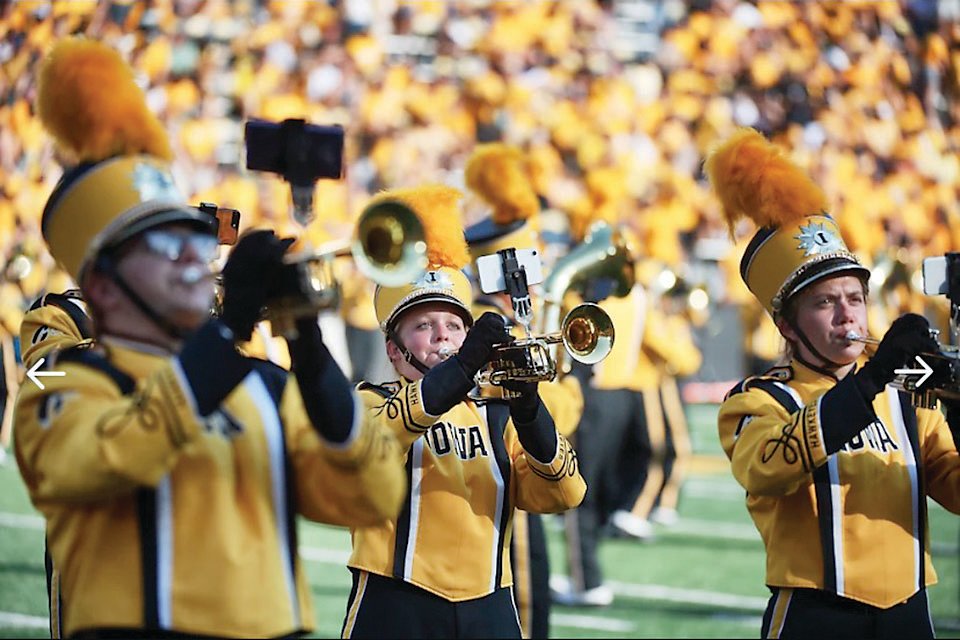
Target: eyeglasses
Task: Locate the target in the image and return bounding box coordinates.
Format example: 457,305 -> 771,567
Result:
141,230 -> 219,263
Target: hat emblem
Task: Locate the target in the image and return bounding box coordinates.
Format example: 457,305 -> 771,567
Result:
415,269 -> 453,290
131,162 -> 180,201
795,221 -> 842,257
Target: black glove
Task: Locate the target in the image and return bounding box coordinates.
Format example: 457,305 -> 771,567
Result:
220,230 -> 294,341
856,313 -> 939,400
455,312 -> 510,378
421,312 -> 509,416
502,380 -> 540,423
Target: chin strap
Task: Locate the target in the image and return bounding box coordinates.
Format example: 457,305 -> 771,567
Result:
387,329 -> 431,375
786,317 -> 845,371
96,255 -> 190,341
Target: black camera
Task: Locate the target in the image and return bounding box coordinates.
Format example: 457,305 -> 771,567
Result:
244,118 -> 345,226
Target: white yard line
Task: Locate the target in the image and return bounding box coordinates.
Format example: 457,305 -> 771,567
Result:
664,517 -> 760,541
682,477 -> 747,500
551,612 -> 634,632
298,545 -> 350,564
0,512 -> 43,530
0,611 -> 47,629
607,580 -> 768,611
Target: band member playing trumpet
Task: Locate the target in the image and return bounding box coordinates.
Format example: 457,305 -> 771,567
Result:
708,128 -> 960,638
14,38 -> 406,639
342,185 -> 586,640
463,142 -> 585,639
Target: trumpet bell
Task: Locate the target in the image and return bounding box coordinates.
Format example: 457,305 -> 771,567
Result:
352,199 -> 428,287
561,302 -> 615,365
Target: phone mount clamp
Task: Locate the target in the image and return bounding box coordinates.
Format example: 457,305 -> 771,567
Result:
497,248 -> 533,337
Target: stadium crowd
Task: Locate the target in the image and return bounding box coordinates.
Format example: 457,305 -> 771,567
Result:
1,0 -> 958,380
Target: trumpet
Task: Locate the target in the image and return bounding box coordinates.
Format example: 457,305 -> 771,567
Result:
441,303 -> 615,388
264,199 -> 427,330
845,331 -> 960,409
844,331 -> 880,345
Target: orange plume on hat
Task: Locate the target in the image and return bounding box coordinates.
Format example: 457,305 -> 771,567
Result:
37,37 -> 172,164
703,128 -> 828,236
368,185 -> 470,271
464,143 -> 539,225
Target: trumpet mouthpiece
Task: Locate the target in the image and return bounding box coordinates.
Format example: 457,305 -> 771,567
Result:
845,331 -> 880,345
180,266 -> 211,285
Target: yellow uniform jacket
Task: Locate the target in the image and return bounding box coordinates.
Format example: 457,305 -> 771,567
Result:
718,359 -> 960,608
591,284 -> 647,390
14,336 -> 406,638
349,377 -> 586,601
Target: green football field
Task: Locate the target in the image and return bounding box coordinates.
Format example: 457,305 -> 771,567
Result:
1,403 -> 958,638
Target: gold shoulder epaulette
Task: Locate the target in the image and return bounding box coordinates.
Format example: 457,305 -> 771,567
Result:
357,380 -> 402,397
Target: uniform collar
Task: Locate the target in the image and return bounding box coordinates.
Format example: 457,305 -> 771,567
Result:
790,355 -> 868,384
101,335 -> 176,357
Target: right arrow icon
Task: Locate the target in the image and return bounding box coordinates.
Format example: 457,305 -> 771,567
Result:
895,356 -> 934,388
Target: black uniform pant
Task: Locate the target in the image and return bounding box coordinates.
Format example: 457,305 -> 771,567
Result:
761,587 -> 934,639
511,511 -> 549,639
564,387 -> 647,590
342,569 -> 522,639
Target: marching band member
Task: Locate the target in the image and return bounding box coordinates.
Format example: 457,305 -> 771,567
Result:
14,38 -> 405,639
553,224 -> 641,607
17,289 -> 93,640
708,128 -> 960,638
611,272 -> 702,532
342,185 -> 586,639
463,143 -> 585,639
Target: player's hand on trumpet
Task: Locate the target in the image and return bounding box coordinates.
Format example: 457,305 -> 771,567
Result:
423,312 -> 509,415
856,313 -> 940,400
220,230 -> 295,341
454,312 -> 511,377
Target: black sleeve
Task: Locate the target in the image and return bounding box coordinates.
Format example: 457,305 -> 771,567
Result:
420,356 -> 476,416
287,318 -> 354,444
177,320 -> 252,417
819,372 -> 880,455
511,396 -> 558,464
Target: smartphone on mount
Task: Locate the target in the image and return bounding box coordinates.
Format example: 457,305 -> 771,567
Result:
476,248 -> 544,295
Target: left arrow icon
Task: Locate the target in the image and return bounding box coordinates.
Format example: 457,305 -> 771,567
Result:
26,358 -> 66,390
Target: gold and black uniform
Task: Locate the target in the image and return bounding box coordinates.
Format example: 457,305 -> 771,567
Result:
345,377 -> 585,608
18,290 -> 93,640
15,336 -> 406,638
719,360 -> 960,610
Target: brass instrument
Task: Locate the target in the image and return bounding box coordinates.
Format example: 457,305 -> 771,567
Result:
536,222 -> 634,374
442,303 -> 615,388
264,199 -> 427,333
538,222 -> 634,335
845,330 -> 960,409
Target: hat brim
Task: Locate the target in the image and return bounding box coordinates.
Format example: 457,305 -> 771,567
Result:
388,293 -> 474,332
104,206 -> 217,250
785,257 -> 871,304
465,218 -> 526,245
